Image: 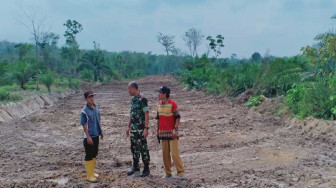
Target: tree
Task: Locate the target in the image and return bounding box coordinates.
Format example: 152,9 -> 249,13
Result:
14,43 -> 33,61
39,71 -> 55,92
0,62 -> 11,85
79,68 -> 94,81
157,32 -> 175,73
251,52 -> 262,62
231,53 -> 237,60
77,42 -> 112,82
183,28 -> 204,58
62,19 -> 83,76
116,54 -> 126,78
206,34 -> 225,58
19,8 -> 48,90
11,61 -> 35,90
157,32 -> 175,56
301,30 -> 336,76
40,32 -> 60,71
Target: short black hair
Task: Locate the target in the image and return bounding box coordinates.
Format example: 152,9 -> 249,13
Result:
159,86 -> 170,98
129,81 -> 138,90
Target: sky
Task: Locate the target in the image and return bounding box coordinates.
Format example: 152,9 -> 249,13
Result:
0,0 -> 335,58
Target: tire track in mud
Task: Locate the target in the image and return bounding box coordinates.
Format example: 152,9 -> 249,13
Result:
1,76 -> 336,187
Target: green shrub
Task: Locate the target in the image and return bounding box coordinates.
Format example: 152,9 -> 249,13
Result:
79,68 -> 94,81
0,85 -> 22,102
0,90 -> 10,101
180,67 -> 209,90
245,95 -> 263,106
111,70 -> 121,80
286,77 -> 335,119
25,84 -> 36,90
9,61 -> 35,90
39,71 -> 55,92
256,57 -> 305,97
0,63 -> 13,85
285,83 -> 306,116
67,76 -> 79,90
54,77 -> 69,88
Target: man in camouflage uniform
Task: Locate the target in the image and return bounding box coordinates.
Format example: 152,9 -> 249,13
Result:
126,81 -> 150,177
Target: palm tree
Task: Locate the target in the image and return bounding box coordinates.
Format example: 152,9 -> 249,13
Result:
77,49 -> 112,82
39,71 -> 55,92
11,61 -> 35,90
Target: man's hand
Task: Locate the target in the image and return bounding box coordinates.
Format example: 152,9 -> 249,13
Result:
126,128 -> 130,137
143,129 -> 149,138
87,136 -> 93,145
100,134 -> 104,140
172,129 -> 178,139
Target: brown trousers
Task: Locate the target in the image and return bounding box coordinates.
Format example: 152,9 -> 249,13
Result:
161,139 -> 185,175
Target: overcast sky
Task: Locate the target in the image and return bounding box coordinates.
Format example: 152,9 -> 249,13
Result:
0,0 -> 335,58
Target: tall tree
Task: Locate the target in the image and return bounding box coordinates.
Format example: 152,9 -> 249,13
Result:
116,54 -> 127,78
183,28 -> 204,58
19,8 -> 48,90
301,31 -> 336,75
206,34 -> 225,58
251,52 -> 262,62
77,42 -> 112,82
157,32 -> 175,73
40,32 -> 60,71
157,32 -> 175,56
62,19 -> 83,76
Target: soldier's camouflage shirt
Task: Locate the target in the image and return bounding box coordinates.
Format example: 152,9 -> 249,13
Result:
130,94 -> 149,131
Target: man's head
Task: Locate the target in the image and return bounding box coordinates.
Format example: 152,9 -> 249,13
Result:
156,85 -> 170,100
84,90 -> 95,105
128,81 -> 139,96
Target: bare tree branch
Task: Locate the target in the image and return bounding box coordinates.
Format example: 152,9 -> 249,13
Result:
183,28 -> 204,58
157,32 -> 175,56
17,7 -> 49,90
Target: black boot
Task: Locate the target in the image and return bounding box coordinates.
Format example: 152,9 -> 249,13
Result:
139,163 -> 150,177
127,161 -> 140,176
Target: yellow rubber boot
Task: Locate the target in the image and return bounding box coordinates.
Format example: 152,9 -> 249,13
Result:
92,158 -> 99,178
85,160 -> 97,182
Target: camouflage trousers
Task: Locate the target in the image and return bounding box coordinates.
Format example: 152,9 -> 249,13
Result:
130,130 -> 150,166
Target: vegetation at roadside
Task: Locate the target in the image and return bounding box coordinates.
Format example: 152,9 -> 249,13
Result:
2,14 -> 336,121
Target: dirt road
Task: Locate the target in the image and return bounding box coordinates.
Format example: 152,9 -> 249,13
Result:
1,76 -> 336,187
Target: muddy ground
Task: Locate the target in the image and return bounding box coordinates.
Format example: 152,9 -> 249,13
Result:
1,76 -> 336,188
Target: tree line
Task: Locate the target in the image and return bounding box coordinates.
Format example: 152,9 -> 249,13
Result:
3,11 -> 336,121
175,14 -> 336,120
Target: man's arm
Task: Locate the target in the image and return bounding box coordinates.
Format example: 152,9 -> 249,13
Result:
173,109 -> 181,129
145,111 -> 149,128
141,97 -> 150,138
80,112 -> 93,144
126,118 -> 131,137
143,111 -> 149,138
83,124 -> 93,145
157,120 -> 159,134
172,109 -> 181,139
157,116 -> 160,143
98,109 -> 103,139
174,115 -> 181,129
